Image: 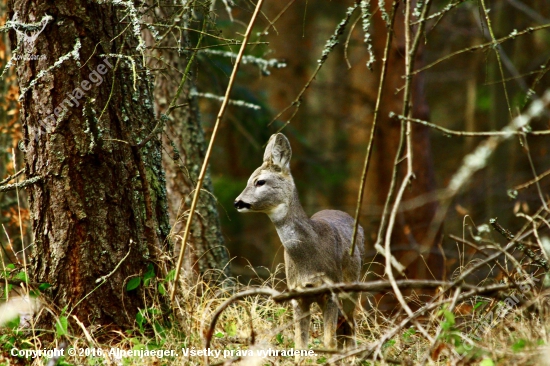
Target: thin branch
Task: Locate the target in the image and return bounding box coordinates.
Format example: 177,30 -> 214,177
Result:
490,218 -> 549,271
412,23 -> 550,76
0,176 -> 42,193
259,0 -> 296,36
479,0 -> 512,119
420,90 -> 550,249
203,288 -> 278,364
514,168 -> 550,191
170,0 -> 266,303
166,19 -> 206,116
447,89 -> 550,194
392,113 -> 550,136
350,1 -> 403,276
411,0 -> 466,25
0,168 -> 25,186
268,4 -> 358,130
328,281 -> 515,363
0,278 -> 41,287
271,279 -> 507,302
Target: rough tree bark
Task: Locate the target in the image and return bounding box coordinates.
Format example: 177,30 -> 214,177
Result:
8,0 -> 170,329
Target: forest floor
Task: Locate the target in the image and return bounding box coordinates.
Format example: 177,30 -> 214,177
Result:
1,266 -> 550,365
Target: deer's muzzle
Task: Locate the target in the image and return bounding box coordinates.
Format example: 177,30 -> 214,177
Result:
234,200 -> 252,210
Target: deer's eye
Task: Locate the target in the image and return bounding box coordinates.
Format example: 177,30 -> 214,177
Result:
256,180 -> 266,187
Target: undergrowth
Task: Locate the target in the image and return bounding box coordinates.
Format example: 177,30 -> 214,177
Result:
1,258 -> 550,365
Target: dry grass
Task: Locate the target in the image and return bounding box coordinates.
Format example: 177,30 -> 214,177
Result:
1,257 -> 550,366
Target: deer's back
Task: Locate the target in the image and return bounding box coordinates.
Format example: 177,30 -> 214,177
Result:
285,210 -> 364,289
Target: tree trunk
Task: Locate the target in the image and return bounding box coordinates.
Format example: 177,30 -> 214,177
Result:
150,4 -> 230,280
8,0 -> 170,329
371,0 -> 442,280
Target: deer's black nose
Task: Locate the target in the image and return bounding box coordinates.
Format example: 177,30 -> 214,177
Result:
234,200 -> 251,210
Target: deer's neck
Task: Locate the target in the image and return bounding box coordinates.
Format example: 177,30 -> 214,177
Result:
268,188 -> 313,249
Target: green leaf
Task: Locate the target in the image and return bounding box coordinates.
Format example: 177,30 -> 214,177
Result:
316,356 -> 327,364
5,315 -> 20,330
153,321 -> 166,337
14,271 -> 28,283
136,310 -> 145,332
6,264 -> 15,270
276,333 -> 284,345
225,322 -> 237,337
56,316 -> 68,337
143,264 -> 155,286
438,309 -> 455,330
474,301 -> 485,311
214,332 -> 224,338
158,283 -> 166,295
382,339 -> 396,349
126,277 -> 141,291
512,339 -> 527,352
402,327 -> 416,342
166,269 -> 176,281
132,343 -> 146,351
479,358 -> 495,366
275,308 -> 286,317
38,283 -> 52,291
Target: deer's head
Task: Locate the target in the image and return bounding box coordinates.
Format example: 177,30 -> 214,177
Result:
234,133 -> 295,221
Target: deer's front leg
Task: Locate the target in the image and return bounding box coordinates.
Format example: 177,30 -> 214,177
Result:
292,299 -> 311,350
322,294 -> 338,349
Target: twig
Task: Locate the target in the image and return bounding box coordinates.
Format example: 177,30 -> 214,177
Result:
421,286 -> 462,364
490,218 -> 549,271
204,281 -> 514,362
421,90 -> 550,249
68,242 -> 132,317
268,4 -> 358,129
383,0 -> 433,343
0,176 -> 42,193
0,168 -> 25,186
411,0 -> 466,25
480,0 -> 512,119
271,279 -> 505,302
259,0 -> 296,36
350,1 -> 402,278
0,278 -> 41,287
328,281 -> 515,363
412,23 -> 550,75
166,19 -> 206,116
136,115 -> 167,148
392,114 -> 550,136
513,168 -> 550,191
170,0 -> 266,303
203,288 -> 278,365
448,234 -> 527,284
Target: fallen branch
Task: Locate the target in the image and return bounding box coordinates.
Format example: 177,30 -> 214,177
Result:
204,280 -> 517,364
203,288 -> 278,364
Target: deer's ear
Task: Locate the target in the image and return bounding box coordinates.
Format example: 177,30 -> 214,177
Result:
263,133 -> 292,172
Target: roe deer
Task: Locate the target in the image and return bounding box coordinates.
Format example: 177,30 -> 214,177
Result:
234,133 -> 364,351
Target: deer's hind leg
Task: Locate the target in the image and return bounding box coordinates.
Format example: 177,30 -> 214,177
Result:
320,293 -> 338,349
337,294 -> 358,348
292,299 -> 312,350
